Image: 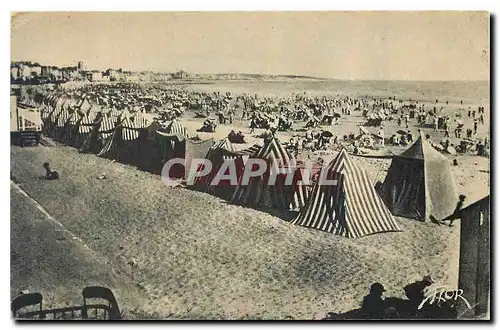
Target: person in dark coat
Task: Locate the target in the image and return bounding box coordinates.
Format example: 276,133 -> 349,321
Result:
406,131 -> 413,143
361,283 -> 386,319
228,130 -> 236,142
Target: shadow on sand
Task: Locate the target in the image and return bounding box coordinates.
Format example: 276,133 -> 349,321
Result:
322,281 -> 459,320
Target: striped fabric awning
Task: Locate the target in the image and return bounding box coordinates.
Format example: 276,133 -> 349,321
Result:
292,149 -> 402,238
212,138 -> 235,152
165,120 -> 188,136
121,116 -> 143,141
98,116 -> 118,140
78,112 -> 97,133
68,111 -> 80,125
193,142 -> 243,194
233,144 -> 261,156
56,109 -> 70,127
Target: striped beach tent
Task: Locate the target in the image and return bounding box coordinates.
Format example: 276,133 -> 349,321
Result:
41,94 -> 61,137
292,148 -> 402,238
154,132 -> 214,180
213,138 -> 235,152
64,110 -> 81,146
184,138 -> 216,180
99,114 -> 119,140
114,116 -> 140,164
75,111 -> 97,148
120,114 -> 149,160
231,139 -> 311,211
109,108 -> 122,122
131,110 -> 150,128
209,144 -> 263,200
54,107 -> 71,141
96,115 -> 122,158
192,139 -> 246,199
233,143 -> 261,156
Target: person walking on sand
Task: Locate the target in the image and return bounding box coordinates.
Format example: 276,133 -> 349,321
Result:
442,194 -> 466,227
250,117 -> 256,134
444,124 -> 450,138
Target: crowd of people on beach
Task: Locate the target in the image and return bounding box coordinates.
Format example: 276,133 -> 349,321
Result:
25,82 -> 489,160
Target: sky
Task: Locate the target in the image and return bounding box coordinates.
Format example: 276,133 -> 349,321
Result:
11,11 -> 489,81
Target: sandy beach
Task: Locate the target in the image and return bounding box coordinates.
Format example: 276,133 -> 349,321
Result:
11,134 -> 488,319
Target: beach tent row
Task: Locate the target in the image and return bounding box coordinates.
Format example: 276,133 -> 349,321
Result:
38,93 -> 402,238
191,137 -> 402,238
40,92 -> 196,175
36,94 -> 465,238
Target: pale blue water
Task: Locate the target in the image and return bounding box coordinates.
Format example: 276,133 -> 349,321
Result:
188,80 -> 489,107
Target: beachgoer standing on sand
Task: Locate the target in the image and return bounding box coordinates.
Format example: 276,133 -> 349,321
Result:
407,131 -> 413,143
474,119 -> 478,134
361,283 -> 386,319
433,117 -> 439,132
377,126 -> 385,147
250,117 -> 256,134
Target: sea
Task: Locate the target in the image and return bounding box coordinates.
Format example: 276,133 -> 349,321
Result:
186,80 -> 489,108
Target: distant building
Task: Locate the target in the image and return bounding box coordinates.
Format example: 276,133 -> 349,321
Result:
88,70 -> 104,82
104,68 -> 122,81
49,66 -> 63,81
173,70 -> 189,79
30,63 -> 42,77
41,66 -> 62,81
77,61 -> 86,71
41,66 -> 50,78
11,61 -> 74,83
11,66 -> 20,80
18,63 -> 32,80
61,66 -> 79,81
